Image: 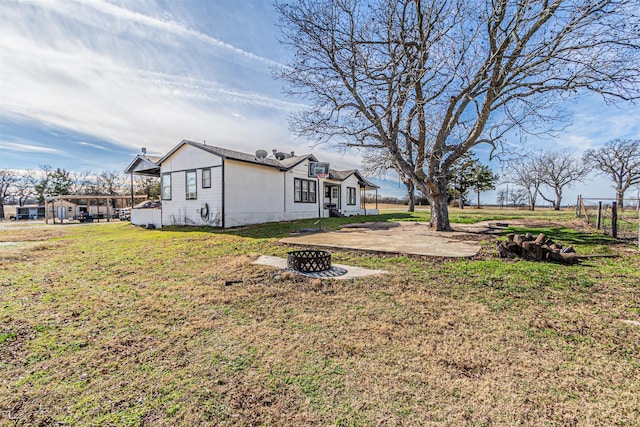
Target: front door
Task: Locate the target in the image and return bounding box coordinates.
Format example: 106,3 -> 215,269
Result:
331,187 -> 340,208
324,185 -> 340,209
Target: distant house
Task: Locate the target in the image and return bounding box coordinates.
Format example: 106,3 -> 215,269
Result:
14,205 -> 46,220
124,140 -> 379,228
45,198 -> 78,221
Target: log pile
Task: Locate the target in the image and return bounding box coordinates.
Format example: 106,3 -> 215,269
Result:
497,232 -> 579,264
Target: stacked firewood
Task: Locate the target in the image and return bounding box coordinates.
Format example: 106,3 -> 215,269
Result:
497,232 -> 579,264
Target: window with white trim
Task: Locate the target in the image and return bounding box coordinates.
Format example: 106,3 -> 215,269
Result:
186,170 -> 197,200
161,173 -> 172,200
202,168 -> 211,188
294,178 -> 316,203
347,187 -> 356,205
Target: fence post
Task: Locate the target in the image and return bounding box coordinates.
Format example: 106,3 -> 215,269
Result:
579,197 -> 589,224
596,201 -> 602,230
611,202 -> 617,239
576,195 -> 581,217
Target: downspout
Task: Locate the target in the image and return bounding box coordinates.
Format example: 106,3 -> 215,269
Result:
221,159 -> 225,228
130,173 -> 134,208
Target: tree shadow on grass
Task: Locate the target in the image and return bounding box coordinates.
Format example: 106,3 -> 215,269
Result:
158,212 -> 414,239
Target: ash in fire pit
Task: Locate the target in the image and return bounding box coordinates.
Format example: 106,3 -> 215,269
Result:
287,250 -> 332,272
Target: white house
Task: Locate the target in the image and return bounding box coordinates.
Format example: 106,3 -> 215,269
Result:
125,140 -> 379,228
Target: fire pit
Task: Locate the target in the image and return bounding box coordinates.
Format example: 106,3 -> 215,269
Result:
287,250 -> 332,272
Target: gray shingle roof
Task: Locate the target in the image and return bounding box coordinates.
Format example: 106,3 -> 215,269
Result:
158,140 -> 316,171
145,140 -> 378,188
329,168 -> 379,189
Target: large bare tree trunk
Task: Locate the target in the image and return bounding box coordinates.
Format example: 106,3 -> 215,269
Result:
407,181 -> 415,212
616,189 -> 624,211
424,177 -> 451,231
429,193 -> 451,231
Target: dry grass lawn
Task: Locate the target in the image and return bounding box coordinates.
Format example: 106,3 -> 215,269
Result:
0,214 -> 638,426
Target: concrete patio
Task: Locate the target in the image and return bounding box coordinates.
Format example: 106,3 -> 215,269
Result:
279,221 -> 487,258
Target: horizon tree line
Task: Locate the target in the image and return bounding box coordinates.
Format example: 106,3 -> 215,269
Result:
0,166 -> 160,218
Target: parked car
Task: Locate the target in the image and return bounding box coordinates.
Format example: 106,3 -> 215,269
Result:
119,208 -> 131,221
77,211 -> 94,223
135,200 -> 161,209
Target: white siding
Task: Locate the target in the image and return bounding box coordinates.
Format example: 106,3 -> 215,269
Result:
284,160 -> 321,219
224,159 -> 318,227
341,174 -> 362,216
156,143 -> 377,227
160,145 -> 224,226
132,209 -> 162,228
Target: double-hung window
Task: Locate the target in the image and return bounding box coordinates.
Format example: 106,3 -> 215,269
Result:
161,173 -> 172,200
347,187 -> 356,205
202,168 -> 211,188
294,178 -> 316,203
186,170 -> 197,200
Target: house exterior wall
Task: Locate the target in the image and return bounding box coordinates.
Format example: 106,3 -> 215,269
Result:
160,144 -> 224,226
132,208 -> 162,228
340,175 -> 362,216
46,200 -> 77,220
223,158 -> 319,227
154,143 -> 377,228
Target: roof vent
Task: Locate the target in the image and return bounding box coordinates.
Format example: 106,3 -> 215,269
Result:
290,151 -> 295,156
275,152 -> 286,160
141,147 -> 147,155
255,149 -> 268,161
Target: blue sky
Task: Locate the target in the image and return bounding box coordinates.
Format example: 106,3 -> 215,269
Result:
1,0 -> 639,203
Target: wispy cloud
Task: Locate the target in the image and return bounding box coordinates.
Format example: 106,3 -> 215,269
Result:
0,0 -> 298,157
77,141 -> 108,151
0,141 -> 66,155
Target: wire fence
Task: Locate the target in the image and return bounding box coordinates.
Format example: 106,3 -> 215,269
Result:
577,196 -> 640,245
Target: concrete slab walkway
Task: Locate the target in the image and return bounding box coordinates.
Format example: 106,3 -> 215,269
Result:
280,222 -> 482,258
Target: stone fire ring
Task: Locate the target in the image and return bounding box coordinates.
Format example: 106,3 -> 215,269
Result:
287,250 -> 332,272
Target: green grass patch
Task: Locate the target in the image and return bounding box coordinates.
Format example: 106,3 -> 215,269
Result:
1,212 -> 638,426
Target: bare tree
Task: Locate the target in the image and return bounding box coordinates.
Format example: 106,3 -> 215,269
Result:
361,149 -> 416,211
13,171 -> 38,207
275,0 -> 640,230
496,189 -> 507,208
70,170 -> 94,195
135,176 -> 160,200
508,155 -> 543,211
535,150 -> 590,210
497,186 -> 526,208
0,170 -> 17,219
96,171 -> 127,196
583,139 -> 640,210
508,188 -> 528,208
